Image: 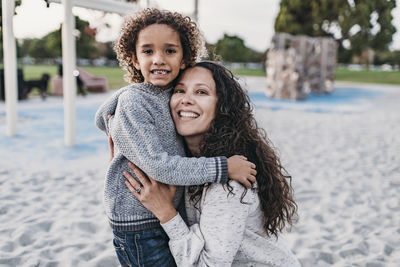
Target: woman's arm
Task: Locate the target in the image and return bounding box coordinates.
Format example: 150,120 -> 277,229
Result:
124,163 -> 254,267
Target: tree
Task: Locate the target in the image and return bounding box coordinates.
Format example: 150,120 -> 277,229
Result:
17,38 -> 32,58
213,34 -> 263,62
75,16 -> 97,59
0,0 -> 22,58
274,0 -> 397,65
25,16 -> 98,60
374,50 -> 400,67
103,41 -> 116,60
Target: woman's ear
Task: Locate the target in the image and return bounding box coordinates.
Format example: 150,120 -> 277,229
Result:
180,62 -> 186,70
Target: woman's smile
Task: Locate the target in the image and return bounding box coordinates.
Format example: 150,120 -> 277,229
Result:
178,110 -> 200,119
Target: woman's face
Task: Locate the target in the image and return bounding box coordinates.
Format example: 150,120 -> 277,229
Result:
170,67 -> 218,140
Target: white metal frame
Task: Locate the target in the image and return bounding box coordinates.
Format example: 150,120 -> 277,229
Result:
2,0 -> 18,136
2,0 -> 137,146
49,0 -> 137,15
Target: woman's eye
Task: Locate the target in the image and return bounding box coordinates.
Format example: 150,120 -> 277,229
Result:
197,89 -> 208,95
174,89 -> 185,94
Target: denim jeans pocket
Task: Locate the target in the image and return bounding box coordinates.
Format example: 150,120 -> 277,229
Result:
138,229 -> 175,266
113,230 -> 127,243
113,232 -> 132,267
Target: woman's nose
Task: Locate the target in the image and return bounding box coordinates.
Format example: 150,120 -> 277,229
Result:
181,93 -> 194,104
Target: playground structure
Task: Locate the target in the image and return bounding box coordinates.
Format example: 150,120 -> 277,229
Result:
266,33 -> 338,100
1,0 -> 137,145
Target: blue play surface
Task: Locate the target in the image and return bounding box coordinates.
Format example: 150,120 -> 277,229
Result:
248,87 -> 383,113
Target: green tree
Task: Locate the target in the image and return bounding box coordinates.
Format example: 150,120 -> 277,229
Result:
17,38 -> 33,58
374,50 -> 400,66
0,0 -> 22,58
214,34 -> 263,62
103,41 -> 116,60
75,16 -> 97,59
28,38 -> 50,59
274,0 -> 397,65
26,16 -> 97,60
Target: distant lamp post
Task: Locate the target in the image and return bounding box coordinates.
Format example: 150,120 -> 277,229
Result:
193,0 -> 198,22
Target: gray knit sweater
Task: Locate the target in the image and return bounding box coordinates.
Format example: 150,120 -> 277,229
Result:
95,83 -> 228,231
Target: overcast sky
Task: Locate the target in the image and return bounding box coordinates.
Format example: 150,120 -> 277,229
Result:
13,0 -> 400,52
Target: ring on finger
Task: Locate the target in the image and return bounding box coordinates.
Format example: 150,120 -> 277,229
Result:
135,185 -> 142,193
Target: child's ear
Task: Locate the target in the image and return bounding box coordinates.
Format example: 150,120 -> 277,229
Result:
131,52 -> 140,70
180,62 -> 186,70
133,59 -> 141,70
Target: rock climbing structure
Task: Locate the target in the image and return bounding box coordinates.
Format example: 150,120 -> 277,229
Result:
266,33 -> 338,100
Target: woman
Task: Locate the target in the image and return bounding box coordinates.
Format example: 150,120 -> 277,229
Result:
122,61 -> 300,266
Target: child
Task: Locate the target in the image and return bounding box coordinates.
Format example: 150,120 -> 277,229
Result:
95,8 -> 256,267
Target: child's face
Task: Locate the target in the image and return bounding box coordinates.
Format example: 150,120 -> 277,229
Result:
132,24 -> 185,90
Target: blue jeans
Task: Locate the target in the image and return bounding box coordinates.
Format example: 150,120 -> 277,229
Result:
113,228 -> 176,267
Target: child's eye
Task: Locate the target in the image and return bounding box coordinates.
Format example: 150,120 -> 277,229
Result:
166,49 -> 176,54
143,49 -> 152,54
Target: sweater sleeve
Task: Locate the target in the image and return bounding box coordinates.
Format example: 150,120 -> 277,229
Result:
110,91 -> 228,185
94,87 -> 129,133
161,182 -> 254,266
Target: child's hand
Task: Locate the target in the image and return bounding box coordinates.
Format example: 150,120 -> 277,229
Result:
124,162 -> 177,224
227,155 -> 257,188
107,114 -> 114,162
108,134 -> 114,162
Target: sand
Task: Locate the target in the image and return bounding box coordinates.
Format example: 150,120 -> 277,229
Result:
0,77 -> 399,266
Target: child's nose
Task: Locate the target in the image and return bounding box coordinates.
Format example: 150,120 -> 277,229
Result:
153,52 -> 165,65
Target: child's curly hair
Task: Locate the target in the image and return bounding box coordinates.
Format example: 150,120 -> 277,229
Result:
114,8 -> 204,83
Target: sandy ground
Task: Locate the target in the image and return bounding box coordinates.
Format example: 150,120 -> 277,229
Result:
0,77 -> 399,266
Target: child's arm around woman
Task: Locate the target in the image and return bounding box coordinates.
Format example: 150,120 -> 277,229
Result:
95,84 -> 256,187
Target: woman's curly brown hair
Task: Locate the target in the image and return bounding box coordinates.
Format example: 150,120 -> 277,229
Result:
114,8 -> 203,83
187,61 -> 298,237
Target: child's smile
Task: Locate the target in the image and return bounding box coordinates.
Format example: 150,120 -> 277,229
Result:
133,24 -> 185,90
150,68 -> 171,78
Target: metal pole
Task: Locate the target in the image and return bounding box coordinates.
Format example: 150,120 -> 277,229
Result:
194,0 -> 198,22
48,0 -> 137,15
62,0 -> 77,146
2,0 -> 18,136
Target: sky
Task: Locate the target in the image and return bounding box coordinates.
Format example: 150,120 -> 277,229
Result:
12,0 -> 400,52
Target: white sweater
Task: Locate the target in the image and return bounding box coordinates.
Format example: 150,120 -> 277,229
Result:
161,181 -> 301,267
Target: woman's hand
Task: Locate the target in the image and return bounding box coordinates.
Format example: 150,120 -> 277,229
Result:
124,162 -> 177,223
227,155 -> 257,188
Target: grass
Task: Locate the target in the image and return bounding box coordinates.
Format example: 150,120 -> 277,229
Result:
231,68 -> 266,77
8,64 -> 400,95
17,64 -> 128,93
335,68 -> 400,85
231,66 -> 400,85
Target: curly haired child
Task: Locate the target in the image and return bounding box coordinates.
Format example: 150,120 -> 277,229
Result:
95,8 -> 256,266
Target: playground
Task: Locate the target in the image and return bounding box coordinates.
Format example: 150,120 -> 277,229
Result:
1,0 -> 400,266
1,76 -> 400,266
